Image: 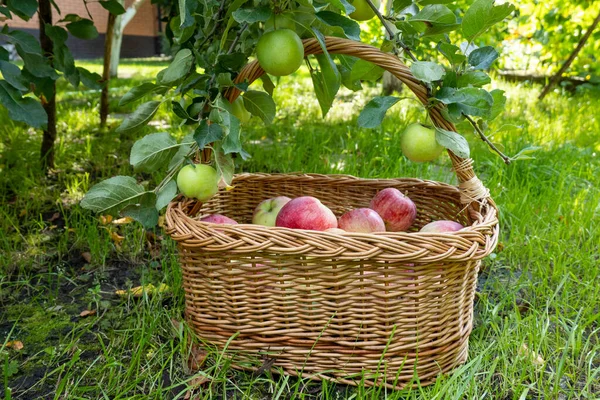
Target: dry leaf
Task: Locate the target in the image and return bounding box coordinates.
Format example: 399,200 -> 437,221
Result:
81,252 -> 92,263
19,209 -> 27,217
158,215 -> 166,228
99,215 -> 113,225
115,283 -> 170,298
79,309 -> 97,318
112,217 -> 133,225
186,344 -> 208,373
47,212 -> 60,222
519,343 -> 545,366
110,231 -> 125,245
6,340 -> 24,350
189,374 -> 210,387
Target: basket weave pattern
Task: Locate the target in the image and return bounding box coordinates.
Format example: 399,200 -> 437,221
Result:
166,37 -> 499,388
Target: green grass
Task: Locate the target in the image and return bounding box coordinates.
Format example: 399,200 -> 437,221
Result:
1,59 -> 599,399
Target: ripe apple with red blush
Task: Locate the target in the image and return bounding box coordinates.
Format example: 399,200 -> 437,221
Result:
275,196 -> 337,231
338,208 -> 385,233
369,188 -> 416,232
420,220 -> 463,233
200,214 -> 238,225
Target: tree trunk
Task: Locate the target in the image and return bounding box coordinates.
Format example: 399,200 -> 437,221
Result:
538,9 -> 600,100
39,0 -> 57,172
101,12 -> 117,127
110,0 -> 148,78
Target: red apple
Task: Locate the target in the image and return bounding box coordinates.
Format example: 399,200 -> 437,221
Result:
420,220 -> 463,233
369,188 -> 417,232
338,208 -> 385,233
275,196 -> 337,231
252,196 -> 292,227
200,214 -> 238,225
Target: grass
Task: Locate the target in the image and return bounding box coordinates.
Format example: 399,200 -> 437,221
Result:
0,58 -> 599,399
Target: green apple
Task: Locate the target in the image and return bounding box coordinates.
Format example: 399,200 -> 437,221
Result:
231,96 -> 251,124
252,196 -> 291,226
400,123 -> 444,162
176,164 -> 219,201
349,0 -> 380,21
256,29 -> 304,76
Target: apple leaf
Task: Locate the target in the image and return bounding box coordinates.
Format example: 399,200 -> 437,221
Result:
310,28 -> 341,117
437,42 -> 466,65
410,61 -> 446,83
156,179 -> 178,211
6,0 -> 37,20
489,89 -> 506,120
410,4 -> 456,25
168,133 -> 195,171
213,143 -> 235,186
435,127 -> 470,158
325,0 -> 355,15
462,0 -> 515,42
194,120 -> 225,149
0,61 -> 27,91
468,46 -> 499,70
116,100 -> 162,134
316,11 -> 360,41
77,67 -> 103,90
0,80 -> 47,129
350,59 -> 384,82
357,96 -> 400,129
99,0 -> 126,15
232,6 -> 272,23
242,91 -> 276,124
434,87 -> 493,118
130,132 -> 180,173
81,176 -> 151,216
120,83 -> 168,106
66,19 -> 99,40
122,192 -> 159,229
159,49 -> 194,85
457,71 -> 491,88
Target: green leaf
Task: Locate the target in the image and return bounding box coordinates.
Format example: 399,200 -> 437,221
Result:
130,132 -> 179,173
171,101 -> 193,120
411,4 -> 456,25
357,96 -> 400,129
120,83 -> 167,106
194,120 -> 225,149
435,127 -> 470,158
0,6 -> 12,19
99,0 -> 126,15
6,30 -> 41,54
81,176 -> 149,216
457,71 -> 491,88
393,0 -> 412,12
168,133 -> 195,171
232,6 -> 272,23
325,0 -> 355,15
0,80 -> 47,128
66,19 -> 99,40
156,180 -> 178,211
435,87 -> 493,117
410,61 -> 446,83
116,100 -> 162,134
350,59 -> 384,81
242,91 -> 276,125
316,11 -> 360,41
45,25 -> 79,87
6,0 -> 37,20
20,52 -> 58,79
160,49 -> 194,85
260,75 -> 275,96
216,53 -> 248,73
310,28 -> 341,117
221,116 -> 243,155
468,46 -> 499,70
77,67 -> 103,90
213,143 -> 235,186
0,61 -> 27,91
122,192 -> 159,229
436,42 -> 466,66
489,89 -> 506,120
462,0 -> 515,41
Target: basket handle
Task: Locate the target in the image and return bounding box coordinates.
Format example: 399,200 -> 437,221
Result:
223,36 -> 490,206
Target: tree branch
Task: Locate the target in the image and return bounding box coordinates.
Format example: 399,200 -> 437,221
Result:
464,114 -> 511,164
364,0 -> 417,62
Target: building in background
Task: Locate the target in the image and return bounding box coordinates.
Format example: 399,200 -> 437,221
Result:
3,0 -> 161,59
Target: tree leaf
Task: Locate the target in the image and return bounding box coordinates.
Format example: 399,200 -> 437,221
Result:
436,42 -> 466,65
468,46 -> 499,70
66,19 -> 99,40
171,101 -> 193,120
77,67 -> 102,90
489,89 -> 506,120
462,0 -> 515,41
242,91 -> 276,125
156,180 -> 178,211
120,83 -> 167,106
213,143 -> 235,186
6,0 -> 37,21
81,176 -> 149,216
121,192 -> 159,229
457,71 -> 491,87
260,75 -> 275,96
221,116 -> 242,154
232,6 -> 272,23
99,0 -> 126,15
168,133 -> 195,171
357,96 -> 400,129
410,4 -> 456,25
310,28 -> 341,117
410,61 -> 446,83
434,87 -> 493,117
130,132 -> 179,173
350,59 -> 384,81
0,61 -> 27,91
325,0 -> 355,15
435,127 -> 470,158
6,30 -> 41,54
393,0 -> 412,12
194,120 -> 225,149
45,25 -> 79,87
316,11 -> 360,41
0,80 -> 47,128
116,101 -> 162,134
160,49 -> 194,85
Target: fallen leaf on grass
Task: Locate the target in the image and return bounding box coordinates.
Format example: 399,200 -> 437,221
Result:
79,309 -> 97,317
81,252 -> 92,263
186,344 -> 208,374
519,343 -> 545,366
158,215 -> 166,228
115,283 -> 170,298
112,217 -> 133,225
6,341 -> 24,350
110,231 -> 125,245
47,212 -> 60,222
99,215 -> 113,225
19,209 -> 27,217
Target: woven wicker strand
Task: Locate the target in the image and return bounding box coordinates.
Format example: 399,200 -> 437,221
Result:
166,37 -> 499,390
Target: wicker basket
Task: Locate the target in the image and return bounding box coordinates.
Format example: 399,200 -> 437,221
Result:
165,37 -> 499,389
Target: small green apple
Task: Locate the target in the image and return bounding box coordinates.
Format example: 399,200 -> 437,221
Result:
231,96 -> 251,124
400,123 -> 444,162
176,164 -> 219,201
256,29 -> 304,76
349,0 -> 380,21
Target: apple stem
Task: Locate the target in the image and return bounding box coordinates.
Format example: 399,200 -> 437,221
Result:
364,0 -> 417,62
464,114 -> 512,165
